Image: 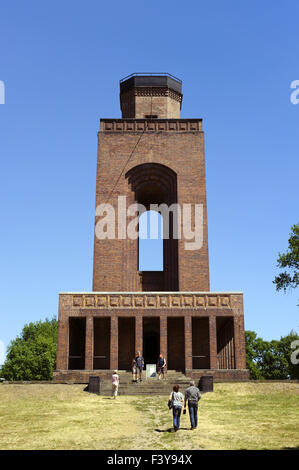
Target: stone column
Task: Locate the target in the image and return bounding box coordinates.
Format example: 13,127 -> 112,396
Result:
110,315 -> 118,370
160,316 -> 167,364
209,315 -> 218,369
56,317 -> 69,370
184,315 -> 192,372
85,316 -> 94,370
233,315 -> 246,369
135,316 -> 143,355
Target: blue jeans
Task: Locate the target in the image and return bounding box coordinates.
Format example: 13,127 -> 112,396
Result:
172,406 -> 182,429
188,402 -> 198,428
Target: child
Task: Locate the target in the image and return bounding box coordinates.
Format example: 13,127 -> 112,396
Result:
111,370 -> 119,399
132,358 -> 137,382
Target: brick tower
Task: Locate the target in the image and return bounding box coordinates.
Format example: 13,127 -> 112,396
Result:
55,74 -> 248,381
93,74 -> 209,293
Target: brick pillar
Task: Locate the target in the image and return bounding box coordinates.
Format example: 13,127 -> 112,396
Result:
135,316 -> 143,355
185,315 -> 192,372
110,315 -> 118,370
209,316 -> 218,369
160,316 -> 167,365
85,316 -> 94,370
233,316 -> 246,369
56,317 -> 69,370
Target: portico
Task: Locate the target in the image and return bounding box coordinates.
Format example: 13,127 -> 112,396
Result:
54,291 -> 248,382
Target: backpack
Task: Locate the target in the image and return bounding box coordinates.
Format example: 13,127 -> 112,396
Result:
168,392 -> 174,410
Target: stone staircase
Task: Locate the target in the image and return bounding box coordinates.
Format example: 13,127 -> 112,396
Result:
99,370 -> 194,396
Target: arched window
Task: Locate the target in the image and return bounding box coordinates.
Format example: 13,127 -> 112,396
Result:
126,162 -> 178,291
138,210 -> 163,271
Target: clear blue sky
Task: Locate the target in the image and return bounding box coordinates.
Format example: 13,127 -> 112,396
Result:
0,1 -> 298,363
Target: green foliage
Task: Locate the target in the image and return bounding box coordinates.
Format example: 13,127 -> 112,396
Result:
245,330 -> 299,380
0,317 -> 58,381
273,223 -> 299,292
276,331 -> 299,380
245,331 -> 264,380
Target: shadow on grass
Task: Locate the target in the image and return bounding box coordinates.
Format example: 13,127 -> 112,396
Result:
155,428 -> 173,433
83,385 -> 114,399
155,427 -> 190,433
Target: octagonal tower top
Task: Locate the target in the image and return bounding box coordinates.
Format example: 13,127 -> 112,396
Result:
119,73 -> 183,119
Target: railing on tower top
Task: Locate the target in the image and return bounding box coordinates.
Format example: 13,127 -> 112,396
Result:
119,73 -> 182,84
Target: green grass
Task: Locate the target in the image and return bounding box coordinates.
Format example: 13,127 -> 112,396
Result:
0,382 -> 298,450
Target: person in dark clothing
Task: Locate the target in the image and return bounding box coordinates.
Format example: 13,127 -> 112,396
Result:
157,353 -> 167,380
135,351 -> 144,382
184,380 -> 201,430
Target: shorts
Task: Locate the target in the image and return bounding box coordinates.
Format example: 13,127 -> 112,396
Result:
136,366 -> 143,373
158,367 -> 165,374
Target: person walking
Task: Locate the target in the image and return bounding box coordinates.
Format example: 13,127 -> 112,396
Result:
132,358 -> 137,382
184,380 -> 201,430
135,351 -> 144,382
111,370 -> 119,399
157,353 -> 167,380
169,384 -> 184,432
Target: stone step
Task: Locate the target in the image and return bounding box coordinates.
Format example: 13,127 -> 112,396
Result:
115,373 -> 192,379
101,384 -> 183,390
90,370 -> 196,395
114,370 -> 188,374
101,381 -> 192,387
100,381 -> 192,396
101,389 -> 184,395
106,378 -> 191,383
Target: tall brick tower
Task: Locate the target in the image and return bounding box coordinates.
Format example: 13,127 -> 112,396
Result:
55,74 -> 248,382
93,73 -> 209,293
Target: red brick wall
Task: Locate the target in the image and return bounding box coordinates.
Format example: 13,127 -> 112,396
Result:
92,119 -> 210,292
56,293 -> 247,376
120,89 -> 182,119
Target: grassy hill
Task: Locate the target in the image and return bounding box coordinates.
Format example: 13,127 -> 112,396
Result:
0,382 -> 298,450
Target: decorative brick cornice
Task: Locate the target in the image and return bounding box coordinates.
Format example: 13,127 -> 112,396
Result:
133,87 -> 182,103
100,119 -> 202,133
59,292 -> 243,310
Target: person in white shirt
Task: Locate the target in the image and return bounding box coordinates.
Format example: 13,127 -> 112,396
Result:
168,384 -> 184,431
111,370 -> 119,399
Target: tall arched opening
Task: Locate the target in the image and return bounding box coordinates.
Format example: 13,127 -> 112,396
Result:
126,163 -> 179,291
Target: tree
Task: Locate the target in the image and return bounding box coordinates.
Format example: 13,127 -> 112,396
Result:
273,223 -> 299,293
0,317 -> 58,381
245,330 -> 299,380
245,330 -> 264,380
276,330 -> 299,380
